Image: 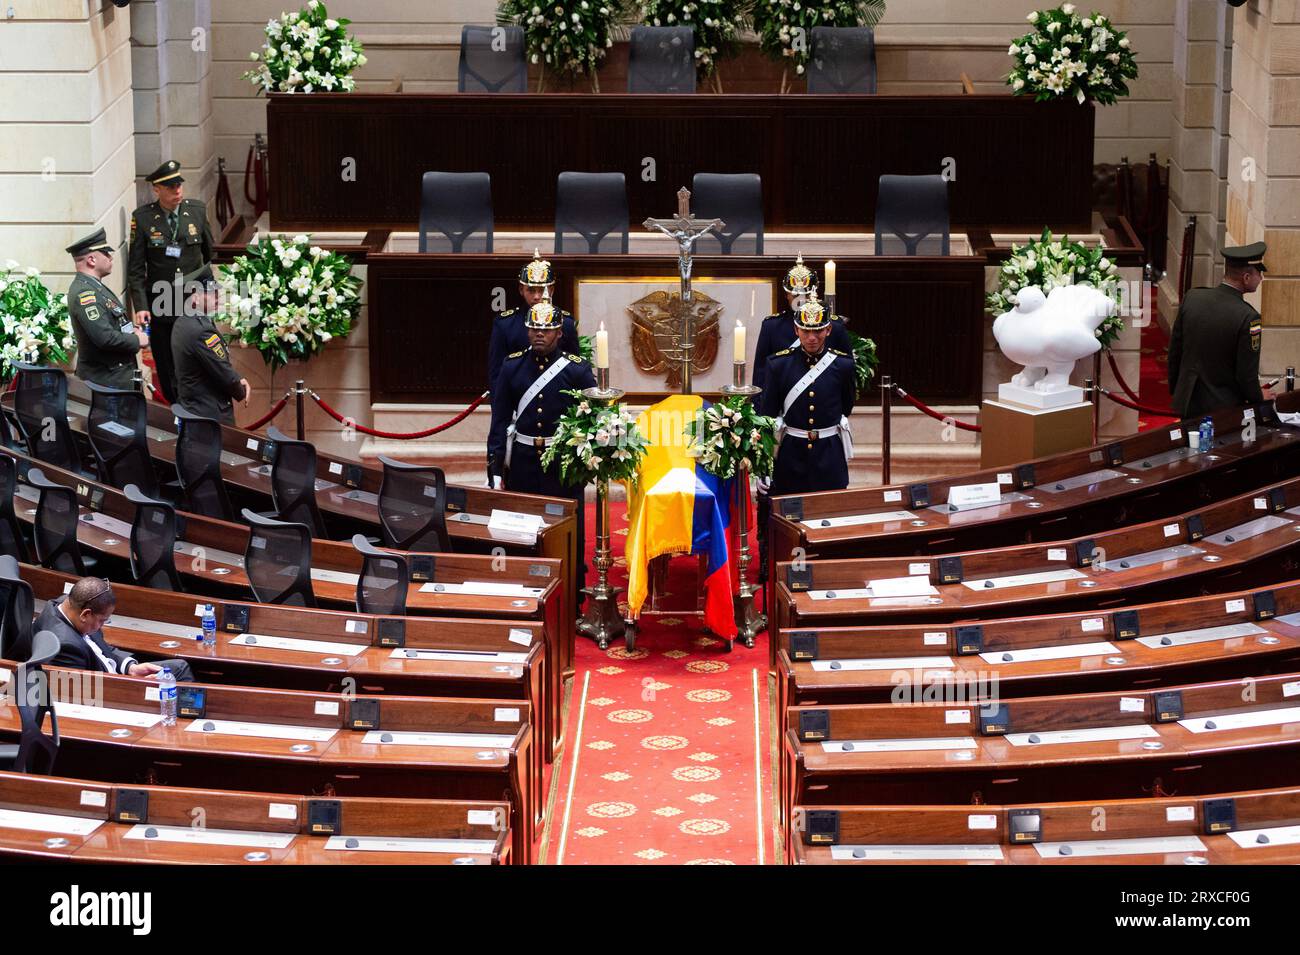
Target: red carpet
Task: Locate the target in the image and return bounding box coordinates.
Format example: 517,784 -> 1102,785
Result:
1135,317 -> 1176,431
540,500 -> 776,865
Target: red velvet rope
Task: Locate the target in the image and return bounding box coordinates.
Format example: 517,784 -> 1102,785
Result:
1100,387 -> 1177,418
1105,348 -> 1148,405
310,389 -> 489,439
243,394 -> 289,430
893,385 -> 983,433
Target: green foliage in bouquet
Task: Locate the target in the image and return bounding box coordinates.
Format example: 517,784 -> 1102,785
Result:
244,1 -> 367,94
542,389 -> 650,487
685,396 -> 778,480
1007,5 -> 1138,105
0,261 -> 73,382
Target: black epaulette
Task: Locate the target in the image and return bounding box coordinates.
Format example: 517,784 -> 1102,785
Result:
506,349 -> 526,360
773,346 -> 794,357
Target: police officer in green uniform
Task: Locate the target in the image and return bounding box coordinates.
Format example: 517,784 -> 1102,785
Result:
128,160 -> 214,404
1168,242 -> 1269,420
65,228 -> 149,389
171,266 -> 250,425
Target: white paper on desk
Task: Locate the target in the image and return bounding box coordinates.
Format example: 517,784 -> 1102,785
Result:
1178,706 -> 1300,733
1033,836 -> 1206,859
869,596 -> 938,608
818,737 -> 977,753
104,614 -> 202,641
324,835 -> 498,854
979,641 -> 1117,665
360,730 -> 517,748
487,509 -> 543,543
947,482 -> 1002,509
54,701 -> 161,728
455,581 -> 541,598
810,656 -> 954,672
831,844 -> 1004,861
800,511 -> 915,530
1003,723 -> 1158,746
962,568 -> 1086,591
1136,622 -> 1266,649
183,718 -> 337,742
388,647 -> 529,664
123,824 -> 295,850
808,588 -> 872,601
96,420 -> 135,439
0,808 -> 104,837
868,576 -> 939,598
310,567 -> 360,586
1227,824 -> 1300,849
228,633 -> 363,656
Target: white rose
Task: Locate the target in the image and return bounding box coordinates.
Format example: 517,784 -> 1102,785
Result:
1013,77 -> 1025,90
1062,3 -> 1075,14
1027,11 -> 1039,22
1119,37 -> 1130,48
325,18 -> 339,29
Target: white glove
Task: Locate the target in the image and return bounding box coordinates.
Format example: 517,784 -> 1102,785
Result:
492,475 -> 504,490
756,477 -> 770,496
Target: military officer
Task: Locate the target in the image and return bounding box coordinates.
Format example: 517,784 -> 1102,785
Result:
172,266 -> 250,425
487,250 -> 579,391
759,293 -> 858,498
753,254 -> 851,393
488,298 -> 596,603
1168,242 -> 1269,420
128,160 -> 214,404
65,228 -> 149,389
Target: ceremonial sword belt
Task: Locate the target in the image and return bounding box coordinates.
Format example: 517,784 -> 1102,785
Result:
773,351 -> 854,464
504,355 -> 570,470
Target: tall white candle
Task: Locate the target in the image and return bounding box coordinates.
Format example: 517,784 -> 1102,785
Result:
825,260 -> 837,296
595,322 -> 609,369
734,319 -> 746,364
750,288 -> 756,318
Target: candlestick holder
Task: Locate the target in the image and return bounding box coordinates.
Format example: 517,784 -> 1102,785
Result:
577,370 -> 630,651
721,361 -> 766,649
825,292 -> 837,319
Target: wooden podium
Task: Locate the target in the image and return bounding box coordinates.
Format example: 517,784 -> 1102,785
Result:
980,397 -> 1094,469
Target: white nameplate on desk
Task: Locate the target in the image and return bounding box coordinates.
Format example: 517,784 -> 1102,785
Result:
1003,723 -> 1158,746
360,730 -> 517,748
0,808 -> 104,836
979,641 -> 1118,665
1136,622 -> 1268,649
54,701 -> 161,728
946,482 -> 1002,509
420,581 -> 543,598
1226,824 -> 1300,849
310,567 -> 360,586
388,648 -> 529,664
800,511 -> 916,530
1033,836 -> 1206,859
830,844 -> 1004,861
487,509 -> 544,543
819,737 -> 977,754
80,512 -> 133,537
123,824 -> 295,850
810,656 -> 955,672
962,568 -> 1086,591
1178,706 -> 1300,733
228,633 -> 363,656
868,576 -> 939,598
323,835 -> 499,854
184,719 -> 337,742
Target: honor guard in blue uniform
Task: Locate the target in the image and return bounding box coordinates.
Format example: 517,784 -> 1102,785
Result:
487,250 -> 580,390
753,254 -> 851,393
488,298 -> 597,602
65,228 -> 150,390
759,292 -> 857,498
1168,242 -> 1269,420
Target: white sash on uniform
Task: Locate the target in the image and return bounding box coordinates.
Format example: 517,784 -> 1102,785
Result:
775,351 -> 853,464
504,355 -> 571,470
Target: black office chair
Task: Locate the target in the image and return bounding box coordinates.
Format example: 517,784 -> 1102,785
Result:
418,172 -> 494,253
0,631 -> 62,775
241,508 -> 316,607
874,174 -> 951,256
554,172 -> 629,254
85,382 -> 158,497
691,173 -> 764,255
0,454 -> 30,562
377,455 -> 450,552
457,24 -> 527,93
0,554 -> 35,661
628,26 -> 696,93
124,484 -> 182,591
172,404 -> 234,521
265,426 -> 327,538
807,27 -> 878,94
27,468 -> 87,576
352,534 -> 409,616
0,405 -> 18,450
12,364 -> 82,474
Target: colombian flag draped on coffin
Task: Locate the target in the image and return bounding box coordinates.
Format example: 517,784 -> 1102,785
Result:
623,394 -> 740,640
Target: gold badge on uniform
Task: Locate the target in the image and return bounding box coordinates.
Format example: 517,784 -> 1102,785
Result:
204,333 -> 228,360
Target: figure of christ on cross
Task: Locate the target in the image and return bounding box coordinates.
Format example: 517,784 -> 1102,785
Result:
642,187 -> 724,394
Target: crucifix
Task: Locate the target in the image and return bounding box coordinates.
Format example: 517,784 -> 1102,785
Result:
643,187 -> 724,394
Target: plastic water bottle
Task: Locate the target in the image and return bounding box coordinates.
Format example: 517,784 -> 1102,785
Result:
1200,416 -> 1213,452
201,604 -> 216,649
158,668 -> 177,727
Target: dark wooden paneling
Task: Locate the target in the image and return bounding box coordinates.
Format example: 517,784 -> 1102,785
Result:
366,253 -> 986,403
267,93 -> 1094,231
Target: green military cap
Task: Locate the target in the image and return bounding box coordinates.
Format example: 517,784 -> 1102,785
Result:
146,160 -> 184,186
1223,241 -> 1267,272
65,227 -> 114,257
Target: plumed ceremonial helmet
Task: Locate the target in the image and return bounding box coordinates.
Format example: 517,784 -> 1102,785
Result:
794,290 -> 831,331
519,248 -> 555,287
524,291 -> 561,330
782,253 -> 818,295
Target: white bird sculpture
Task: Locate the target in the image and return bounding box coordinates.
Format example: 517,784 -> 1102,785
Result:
993,284 -> 1116,393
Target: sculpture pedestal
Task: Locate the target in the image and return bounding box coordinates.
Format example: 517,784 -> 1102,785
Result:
997,382 -> 1086,409
980,398 -> 1094,469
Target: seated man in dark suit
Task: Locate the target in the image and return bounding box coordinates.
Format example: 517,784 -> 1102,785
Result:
36,577 -> 194,682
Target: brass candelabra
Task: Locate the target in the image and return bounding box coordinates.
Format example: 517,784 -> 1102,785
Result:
576,365 -> 629,651
721,359 -> 766,649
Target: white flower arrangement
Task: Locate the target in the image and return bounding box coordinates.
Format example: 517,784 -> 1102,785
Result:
1008,5 -> 1137,105
216,233 -> 362,370
685,397 -> 777,480
243,1 -> 366,94
498,0 -> 623,90
752,0 -> 885,88
987,227 -> 1125,348
639,0 -> 743,82
0,260 -> 74,381
542,390 -> 649,488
